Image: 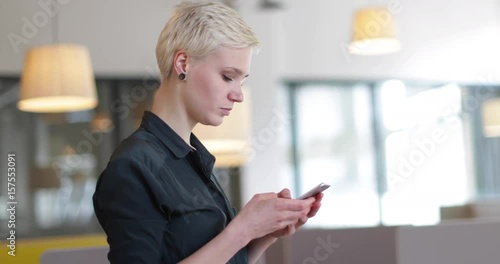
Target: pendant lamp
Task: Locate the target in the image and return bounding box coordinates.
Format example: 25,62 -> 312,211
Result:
349,7 -> 401,55
18,44 -> 97,113
18,10 -> 97,113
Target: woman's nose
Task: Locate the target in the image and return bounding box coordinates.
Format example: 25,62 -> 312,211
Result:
228,86 -> 244,103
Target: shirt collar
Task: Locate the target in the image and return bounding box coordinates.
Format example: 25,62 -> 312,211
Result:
140,111 -> 215,167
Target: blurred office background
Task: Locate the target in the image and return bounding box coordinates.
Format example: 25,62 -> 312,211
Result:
1,0 -> 500,263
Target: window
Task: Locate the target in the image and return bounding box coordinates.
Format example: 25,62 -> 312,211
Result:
379,82 -> 469,225
289,83 -> 379,228
288,80 -> 497,228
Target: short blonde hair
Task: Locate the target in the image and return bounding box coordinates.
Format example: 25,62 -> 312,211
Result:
156,1 -> 260,81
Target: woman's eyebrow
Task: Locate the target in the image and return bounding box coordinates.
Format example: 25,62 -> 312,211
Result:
223,67 -> 250,78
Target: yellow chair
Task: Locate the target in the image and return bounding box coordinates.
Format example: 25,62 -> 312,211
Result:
0,233 -> 107,264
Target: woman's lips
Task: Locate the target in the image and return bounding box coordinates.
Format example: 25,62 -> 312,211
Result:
221,108 -> 232,116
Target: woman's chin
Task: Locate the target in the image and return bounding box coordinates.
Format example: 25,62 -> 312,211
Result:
201,116 -> 224,127
212,117 -> 225,126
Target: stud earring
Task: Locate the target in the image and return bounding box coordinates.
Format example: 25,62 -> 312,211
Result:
179,73 -> 186,80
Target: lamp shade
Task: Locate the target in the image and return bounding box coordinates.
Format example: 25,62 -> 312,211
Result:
482,98 -> 500,137
193,89 -> 251,167
349,7 -> 400,55
18,44 -> 97,113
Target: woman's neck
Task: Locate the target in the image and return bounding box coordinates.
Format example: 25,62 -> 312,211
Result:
151,81 -> 195,145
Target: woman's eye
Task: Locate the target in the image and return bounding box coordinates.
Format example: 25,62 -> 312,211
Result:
222,75 -> 233,82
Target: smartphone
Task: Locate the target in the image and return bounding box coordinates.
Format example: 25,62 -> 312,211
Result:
297,183 -> 330,200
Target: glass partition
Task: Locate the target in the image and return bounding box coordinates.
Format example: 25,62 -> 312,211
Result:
288,80 -> 500,228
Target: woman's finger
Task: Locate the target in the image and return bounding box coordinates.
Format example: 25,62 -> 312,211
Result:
277,188 -> 292,199
314,192 -> 324,202
307,202 -> 322,217
280,199 -> 313,211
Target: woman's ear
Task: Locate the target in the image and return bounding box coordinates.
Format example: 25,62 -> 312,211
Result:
173,51 -> 188,76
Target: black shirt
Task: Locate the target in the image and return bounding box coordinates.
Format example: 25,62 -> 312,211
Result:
93,111 -> 248,263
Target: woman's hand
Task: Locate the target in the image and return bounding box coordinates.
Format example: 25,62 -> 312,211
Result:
268,188 -> 323,238
231,192 -> 314,242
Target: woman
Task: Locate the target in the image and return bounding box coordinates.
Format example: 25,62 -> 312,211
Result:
93,2 -> 323,263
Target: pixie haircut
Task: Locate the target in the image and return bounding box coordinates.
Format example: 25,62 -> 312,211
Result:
156,1 -> 260,81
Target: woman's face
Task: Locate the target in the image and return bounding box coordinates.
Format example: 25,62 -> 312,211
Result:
183,46 -> 252,127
